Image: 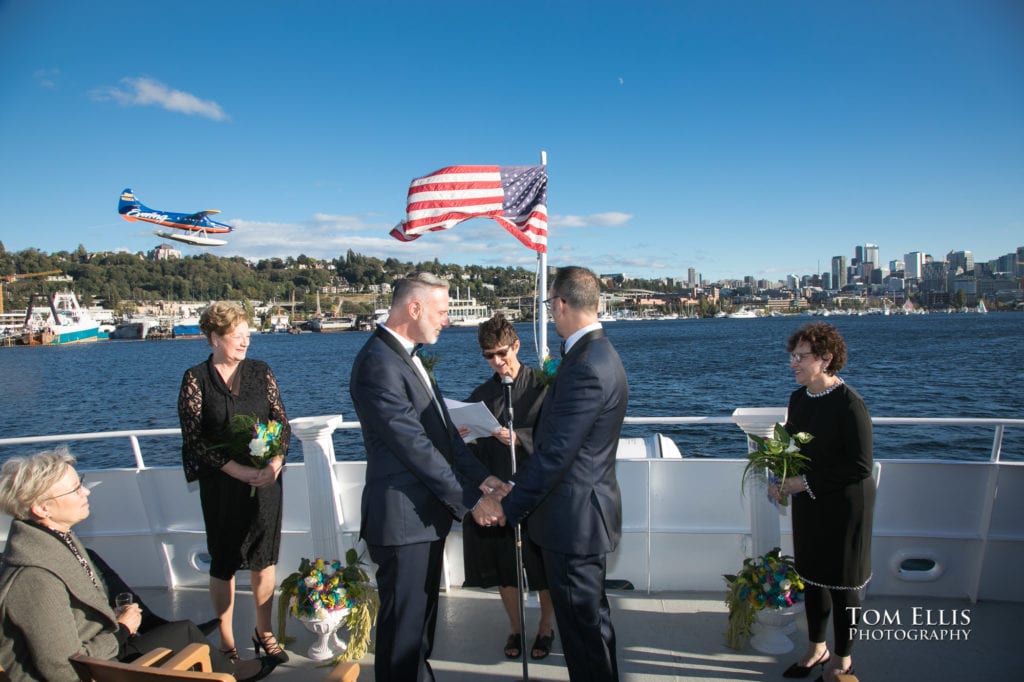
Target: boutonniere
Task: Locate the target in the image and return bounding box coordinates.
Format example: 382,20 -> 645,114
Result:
534,355 -> 560,387
416,347 -> 439,382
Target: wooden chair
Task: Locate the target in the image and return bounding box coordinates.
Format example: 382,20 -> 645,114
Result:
326,661 -> 360,681
70,643 -> 233,681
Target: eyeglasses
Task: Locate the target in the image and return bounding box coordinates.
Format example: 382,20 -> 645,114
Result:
482,347 -> 512,360
543,296 -> 562,311
789,352 -> 815,363
44,475 -> 87,501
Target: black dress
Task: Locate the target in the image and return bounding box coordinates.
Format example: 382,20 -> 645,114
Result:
461,368 -> 549,590
785,382 -> 875,590
178,356 -> 290,579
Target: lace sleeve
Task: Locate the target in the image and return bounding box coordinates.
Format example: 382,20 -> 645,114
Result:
177,369 -> 229,481
265,365 -> 290,461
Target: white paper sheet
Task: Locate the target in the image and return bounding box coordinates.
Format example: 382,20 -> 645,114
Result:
444,398 -> 501,443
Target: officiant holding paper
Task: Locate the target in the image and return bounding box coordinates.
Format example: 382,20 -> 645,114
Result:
455,313 -> 556,661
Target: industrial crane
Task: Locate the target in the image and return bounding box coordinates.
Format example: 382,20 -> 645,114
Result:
0,270 -> 62,315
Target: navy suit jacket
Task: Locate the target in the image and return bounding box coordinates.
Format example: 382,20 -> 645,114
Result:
502,328 -> 628,555
350,328 -> 490,546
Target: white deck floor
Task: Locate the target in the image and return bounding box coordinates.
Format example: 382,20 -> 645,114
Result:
136,585 -> 1015,681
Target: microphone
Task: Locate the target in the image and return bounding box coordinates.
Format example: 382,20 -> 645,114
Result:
501,374 -> 514,423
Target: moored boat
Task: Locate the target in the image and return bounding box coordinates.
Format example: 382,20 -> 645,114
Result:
18,291 -> 99,345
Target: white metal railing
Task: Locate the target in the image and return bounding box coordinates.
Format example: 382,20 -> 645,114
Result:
1,415 -> 1019,465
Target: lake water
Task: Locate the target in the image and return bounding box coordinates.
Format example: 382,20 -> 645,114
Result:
1,313 -> 1021,468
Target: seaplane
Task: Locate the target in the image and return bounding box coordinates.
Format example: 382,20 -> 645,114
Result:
118,188 -> 233,247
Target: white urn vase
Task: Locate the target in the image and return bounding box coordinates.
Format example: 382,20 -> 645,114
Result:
297,609 -> 349,660
750,602 -> 804,654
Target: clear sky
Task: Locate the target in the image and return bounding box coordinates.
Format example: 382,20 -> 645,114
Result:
1,0 -> 1021,281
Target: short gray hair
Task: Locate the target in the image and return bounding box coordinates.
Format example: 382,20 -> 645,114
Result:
392,272 -> 449,307
0,448 -> 77,520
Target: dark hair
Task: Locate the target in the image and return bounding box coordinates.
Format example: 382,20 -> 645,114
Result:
786,322 -> 847,375
551,266 -> 600,312
477,313 -> 518,349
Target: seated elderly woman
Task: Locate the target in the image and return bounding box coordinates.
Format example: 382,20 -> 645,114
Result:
0,449 -> 274,682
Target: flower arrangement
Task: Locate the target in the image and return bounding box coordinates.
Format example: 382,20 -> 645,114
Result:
743,424 -> 813,506
533,355 -> 560,387
416,347 -> 438,382
277,549 -> 379,662
227,415 -> 284,496
724,547 -> 805,650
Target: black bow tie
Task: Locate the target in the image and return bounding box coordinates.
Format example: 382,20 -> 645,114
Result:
559,341 -> 566,356
412,343 -> 424,357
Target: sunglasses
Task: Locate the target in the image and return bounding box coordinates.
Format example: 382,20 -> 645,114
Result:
482,347 -> 512,360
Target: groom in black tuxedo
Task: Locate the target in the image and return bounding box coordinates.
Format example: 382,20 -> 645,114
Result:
475,265 -> 629,681
350,272 -> 505,682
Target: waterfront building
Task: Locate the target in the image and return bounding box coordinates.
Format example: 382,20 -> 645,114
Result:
947,250 -> 974,276
865,242 -> 880,270
905,251 -> 925,281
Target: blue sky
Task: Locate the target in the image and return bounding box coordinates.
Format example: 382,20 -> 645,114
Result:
1,0 -> 1021,280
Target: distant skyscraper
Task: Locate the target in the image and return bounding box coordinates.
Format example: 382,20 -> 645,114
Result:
687,267 -> 696,287
947,250 -> 974,276
853,245 -> 864,267
904,251 -> 925,280
831,255 -> 847,290
865,243 -> 879,269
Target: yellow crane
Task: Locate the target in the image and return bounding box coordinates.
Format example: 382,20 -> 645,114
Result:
0,270 -> 62,315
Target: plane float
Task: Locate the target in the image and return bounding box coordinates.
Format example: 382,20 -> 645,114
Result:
118,188 -> 233,247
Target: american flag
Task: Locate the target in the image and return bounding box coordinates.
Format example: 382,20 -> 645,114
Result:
390,165 -> 548,253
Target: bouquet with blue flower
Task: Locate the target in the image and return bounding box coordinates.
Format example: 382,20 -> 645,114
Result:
227,414 -> 284,496
743,424 -> 813,507
723,547 -> 804,649
534,355 -> 560,387
277,549 -> 379,662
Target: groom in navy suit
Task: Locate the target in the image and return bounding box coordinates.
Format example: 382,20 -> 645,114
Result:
475,265 -> 629,681
350,272 -> 505,682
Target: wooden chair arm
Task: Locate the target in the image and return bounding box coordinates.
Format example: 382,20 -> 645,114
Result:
133,648 -> 174,668
160,644 -> 213,672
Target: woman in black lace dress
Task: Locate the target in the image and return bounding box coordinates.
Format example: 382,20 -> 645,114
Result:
772,323 -> 874,682
178,302 -> 290,665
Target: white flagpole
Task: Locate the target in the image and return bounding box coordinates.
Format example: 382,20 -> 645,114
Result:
538,149 -> 548,363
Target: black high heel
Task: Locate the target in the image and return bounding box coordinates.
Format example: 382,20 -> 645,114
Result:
252,628 -> 290,664
813,664 -> 854,682
783,650 -> 830,678
219,647 -> 239,662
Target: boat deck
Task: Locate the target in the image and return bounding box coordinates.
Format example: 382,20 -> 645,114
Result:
136,585 -> 1014,681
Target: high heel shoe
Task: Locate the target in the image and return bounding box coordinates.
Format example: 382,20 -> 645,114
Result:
252,628 -> 290,664
813,664 -> 854,682
219,647 -> 239,662
783,650 -> 830,678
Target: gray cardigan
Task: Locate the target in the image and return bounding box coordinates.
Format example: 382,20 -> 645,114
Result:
0,519 -> 121,682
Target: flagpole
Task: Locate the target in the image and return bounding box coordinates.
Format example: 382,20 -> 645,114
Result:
538,149 -> 548,364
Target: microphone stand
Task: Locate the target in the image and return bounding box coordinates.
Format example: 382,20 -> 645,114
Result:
502,374 -> 529,681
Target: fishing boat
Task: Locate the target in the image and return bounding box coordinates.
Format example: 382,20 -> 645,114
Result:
172,314 -> 202,338
18,291 -> 99,345
110,316 -> 161,340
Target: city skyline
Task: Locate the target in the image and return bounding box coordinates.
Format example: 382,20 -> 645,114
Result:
1,1 -> 1021,280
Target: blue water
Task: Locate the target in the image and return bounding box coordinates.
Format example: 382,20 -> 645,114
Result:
1,313 -> 1021,468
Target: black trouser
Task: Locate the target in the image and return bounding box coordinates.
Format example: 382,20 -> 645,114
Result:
804,584 -> 863,658
121,620 -> 234,674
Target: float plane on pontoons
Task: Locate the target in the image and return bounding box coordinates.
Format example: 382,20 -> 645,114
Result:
118,188 -> 234,247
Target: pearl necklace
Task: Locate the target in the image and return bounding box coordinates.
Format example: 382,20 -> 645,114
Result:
806,377 -> 844,398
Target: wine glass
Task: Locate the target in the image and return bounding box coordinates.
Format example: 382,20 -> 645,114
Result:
115,592 -> 134,615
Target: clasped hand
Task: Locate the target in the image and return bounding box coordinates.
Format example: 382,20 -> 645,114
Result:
472,476 -> 510,527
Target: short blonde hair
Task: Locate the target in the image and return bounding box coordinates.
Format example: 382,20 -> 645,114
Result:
0,448 -> 77,520
199,301 -> 248,339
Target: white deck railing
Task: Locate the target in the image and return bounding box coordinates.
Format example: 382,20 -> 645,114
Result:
1,414 -> 1022,603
